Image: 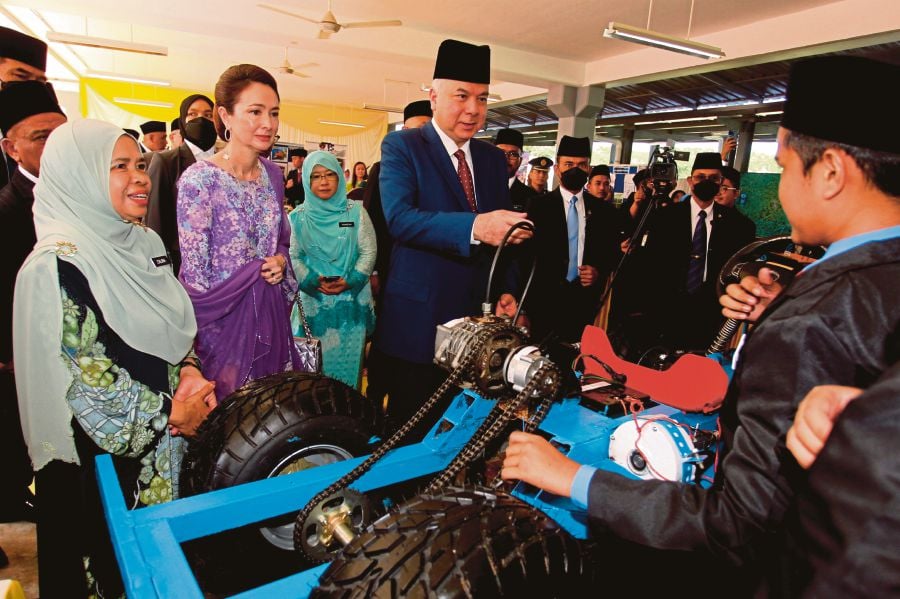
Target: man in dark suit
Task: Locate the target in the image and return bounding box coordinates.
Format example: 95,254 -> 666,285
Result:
494,128 -> 536,211
642,152 -> 756,351
284,147 -> 307,207
0,26 -> 48,192
502,55 -> 900,597
524,135 -> 624,343
373,39 -> 531,432
586,164 -> 614,203
0,81 -> 65,534
145,94 -> 215,274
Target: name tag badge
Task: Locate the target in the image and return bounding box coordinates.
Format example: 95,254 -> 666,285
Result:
152,255 -> 172,268
339,221 -> 355,228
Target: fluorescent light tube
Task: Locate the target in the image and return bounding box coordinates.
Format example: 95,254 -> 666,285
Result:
319,119 -> 365,128
47,32 -> 168,56
87,71 -> 171,86
603,22 -> 724,60
363,104 -> 403,113
113,97 -> 174,108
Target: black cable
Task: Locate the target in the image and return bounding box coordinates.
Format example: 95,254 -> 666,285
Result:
484,220 -> 536,323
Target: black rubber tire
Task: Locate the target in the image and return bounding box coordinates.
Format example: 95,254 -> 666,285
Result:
179,371 -> 379,594
313,486 -> 592,598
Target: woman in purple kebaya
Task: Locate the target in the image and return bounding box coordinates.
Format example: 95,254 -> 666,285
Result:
177,64 -> 300,399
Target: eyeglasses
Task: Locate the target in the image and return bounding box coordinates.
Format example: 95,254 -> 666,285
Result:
692,174 -> 723,184
310,172 -> 339,183
721,186 -> 739,192
503,151 -> 521,159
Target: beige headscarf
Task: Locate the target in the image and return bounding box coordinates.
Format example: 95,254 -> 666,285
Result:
13,119 -> 197,470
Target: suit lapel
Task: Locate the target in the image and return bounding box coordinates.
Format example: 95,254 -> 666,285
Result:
422,122 -> 471,212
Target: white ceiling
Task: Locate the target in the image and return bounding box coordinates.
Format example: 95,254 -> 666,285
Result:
3,0 -> 898,113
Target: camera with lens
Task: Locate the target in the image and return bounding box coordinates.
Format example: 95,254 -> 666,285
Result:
646,146 -> 690,205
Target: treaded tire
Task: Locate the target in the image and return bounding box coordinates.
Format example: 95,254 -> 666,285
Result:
179,371 -> 378,594
313,486 -> 591,598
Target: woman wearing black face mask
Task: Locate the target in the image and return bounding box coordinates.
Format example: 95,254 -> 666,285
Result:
145,93 -> 215,274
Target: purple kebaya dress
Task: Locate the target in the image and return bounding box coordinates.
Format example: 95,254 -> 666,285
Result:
177,157 -> 300,399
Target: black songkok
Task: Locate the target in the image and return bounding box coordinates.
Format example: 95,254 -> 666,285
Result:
590,164 -> 611,178
0,26 -> 47,72
403,100 -> 432,122
557,135 -> 591,158
140,120 -> 166,134
495,128 -> 524,149
0,80 -> 62,136
288,147 -> 308,159
692,152 -> 723,172
433,39 -> 490,84
782,55 -> 899,154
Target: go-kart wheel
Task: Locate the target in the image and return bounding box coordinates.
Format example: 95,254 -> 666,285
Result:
179,371 -> 378,594
313,486 -> 592,598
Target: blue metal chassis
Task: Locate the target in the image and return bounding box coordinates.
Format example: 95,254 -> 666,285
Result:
96,389 -> 718,598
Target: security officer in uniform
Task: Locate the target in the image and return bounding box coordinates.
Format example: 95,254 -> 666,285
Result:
526,155 -> 552,194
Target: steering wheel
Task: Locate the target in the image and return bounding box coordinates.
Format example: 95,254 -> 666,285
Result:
716,235 -> 826,297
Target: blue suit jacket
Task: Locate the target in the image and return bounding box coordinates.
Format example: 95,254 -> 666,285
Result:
375,121 -> 510,363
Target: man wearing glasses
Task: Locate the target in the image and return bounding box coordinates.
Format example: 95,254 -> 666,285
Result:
494,128 -> 536,211
715,165 -> 742,209
641,152 -> 755,352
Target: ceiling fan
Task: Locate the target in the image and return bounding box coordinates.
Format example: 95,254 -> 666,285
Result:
258,1 -> 402,39
273,47 -> 318,78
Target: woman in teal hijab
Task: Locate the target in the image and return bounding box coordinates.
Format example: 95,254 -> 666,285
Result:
289,151 -> 376,389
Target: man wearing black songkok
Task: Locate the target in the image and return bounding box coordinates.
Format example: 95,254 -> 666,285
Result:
0,81 -> 65,542
146,93 -> 215,273
373,39 -> 530,433
501,55 -> 900,597
284,147 -> 308,207
524,135 -> 625,343
139,120 -> 167,152
1,26 -> 48,191
638,151 -> 755,352
168,117 -> 183,149
494,128 -> 535,211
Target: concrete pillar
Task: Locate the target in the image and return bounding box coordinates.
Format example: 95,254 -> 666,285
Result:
546,84 -> 606,148
618,125 -> 635,164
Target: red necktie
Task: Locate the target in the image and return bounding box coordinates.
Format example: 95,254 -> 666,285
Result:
454,149 -> 477,213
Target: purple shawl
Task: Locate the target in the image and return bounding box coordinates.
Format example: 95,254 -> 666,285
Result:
186,158 -> 300,399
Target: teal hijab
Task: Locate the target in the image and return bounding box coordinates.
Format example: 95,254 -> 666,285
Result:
293,150 -> 361,276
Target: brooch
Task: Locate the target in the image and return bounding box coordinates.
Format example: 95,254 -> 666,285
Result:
54,241 -> 78,256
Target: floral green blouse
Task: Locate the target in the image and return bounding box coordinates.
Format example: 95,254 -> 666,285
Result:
59,259 -> 185,507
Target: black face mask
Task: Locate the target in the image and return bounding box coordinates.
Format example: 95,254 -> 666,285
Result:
182,117 -> 217,151
560,166 -> 589,192
692,179 -> 721,202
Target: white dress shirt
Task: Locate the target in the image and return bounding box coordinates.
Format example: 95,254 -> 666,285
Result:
18,165 -> 39,185
433,123 -> 480,244
185,139 -> 216,161
559,186 -> 586,266
688,196 -> 714,281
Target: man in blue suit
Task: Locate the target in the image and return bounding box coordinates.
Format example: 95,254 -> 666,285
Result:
373,39 -> 531,432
